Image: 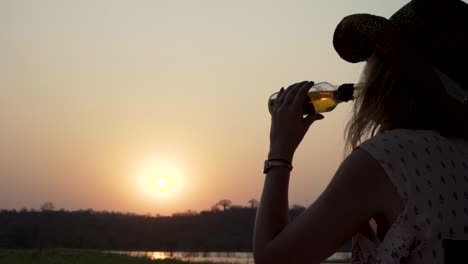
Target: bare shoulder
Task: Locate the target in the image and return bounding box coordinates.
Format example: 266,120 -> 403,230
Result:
332,147 -> 391,196
335,147 -> 401,201
334,147 -> 403,222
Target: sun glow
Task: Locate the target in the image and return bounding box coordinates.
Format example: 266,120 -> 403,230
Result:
137,158 -> 186,200
155,177 -> 168,189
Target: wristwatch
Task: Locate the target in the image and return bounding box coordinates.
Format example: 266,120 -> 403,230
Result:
263,159 -> 293,174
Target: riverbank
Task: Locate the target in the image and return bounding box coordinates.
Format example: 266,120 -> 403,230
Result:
0,249 -> 227,264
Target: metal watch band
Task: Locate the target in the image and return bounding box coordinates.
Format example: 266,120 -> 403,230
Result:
263,159 -> 293,174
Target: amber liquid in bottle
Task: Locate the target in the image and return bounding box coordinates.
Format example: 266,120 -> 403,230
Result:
268,82 -> 362,115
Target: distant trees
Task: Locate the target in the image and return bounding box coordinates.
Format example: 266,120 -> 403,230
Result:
290,204 -> 306,211
211,199 -> 259,212
210,205 -> 221,213
0,206 -> 258,251
289,204 -> 306,219
216,199 -> 232,211
0,200 -> 352,252
248,199 -> 259,209
40,202 -> 55,211
172,210 -> 198,217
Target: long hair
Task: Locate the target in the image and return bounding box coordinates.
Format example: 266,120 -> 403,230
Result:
345,50 -> 468,152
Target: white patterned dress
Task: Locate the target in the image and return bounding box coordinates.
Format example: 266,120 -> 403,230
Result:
351,129 -> 468,264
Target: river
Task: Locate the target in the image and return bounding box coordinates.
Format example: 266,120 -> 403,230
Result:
108,251 -> 351,263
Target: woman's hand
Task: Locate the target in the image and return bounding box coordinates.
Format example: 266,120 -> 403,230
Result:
268,81 -> 324,162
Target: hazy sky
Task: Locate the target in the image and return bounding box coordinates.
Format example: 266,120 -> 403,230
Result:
1,0 -> 410,215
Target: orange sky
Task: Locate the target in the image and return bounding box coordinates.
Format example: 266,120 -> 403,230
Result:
1,0 -> 410,216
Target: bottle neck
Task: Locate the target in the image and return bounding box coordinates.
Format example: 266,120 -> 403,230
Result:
336,83 -> 355,102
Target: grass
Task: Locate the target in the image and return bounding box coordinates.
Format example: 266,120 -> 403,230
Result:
0,249 -> 230,264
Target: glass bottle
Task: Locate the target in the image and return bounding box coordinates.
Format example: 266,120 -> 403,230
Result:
268,82 -> 363,115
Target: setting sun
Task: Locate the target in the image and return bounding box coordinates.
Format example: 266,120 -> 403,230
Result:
153,176 -> 170,190
136,156 -> 188,202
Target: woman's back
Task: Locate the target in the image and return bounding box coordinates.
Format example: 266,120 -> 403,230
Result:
353,129 -> 468,263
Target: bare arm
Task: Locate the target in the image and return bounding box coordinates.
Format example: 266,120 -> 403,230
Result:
253,166 -> 291,255
253,148 -> 394,264
253,81 -> 322,260
253,81 -> 397,264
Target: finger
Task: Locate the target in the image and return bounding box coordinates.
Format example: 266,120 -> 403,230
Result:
274,87 -> 285,110
304,113 -> 324,126
280,83 -> 297,104
293,81 -> 314,106
284,81 -> 307,104
276,87 -> 285,103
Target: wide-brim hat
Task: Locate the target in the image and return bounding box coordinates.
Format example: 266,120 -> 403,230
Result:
333,0 -> 468,106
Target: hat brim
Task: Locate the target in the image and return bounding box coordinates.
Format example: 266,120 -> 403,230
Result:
332,13 -> 441,94
333,12 -> 468,134
333,14 -> 405,64
333,13 -> 462,103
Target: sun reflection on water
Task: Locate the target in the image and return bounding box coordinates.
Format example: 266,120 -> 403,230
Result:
110,251 -> 350,264
148,252 -> 172,260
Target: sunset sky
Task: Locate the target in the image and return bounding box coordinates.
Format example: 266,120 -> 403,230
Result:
1,0 -> 410,216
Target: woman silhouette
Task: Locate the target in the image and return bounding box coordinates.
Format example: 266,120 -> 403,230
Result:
253,0 -> 468,263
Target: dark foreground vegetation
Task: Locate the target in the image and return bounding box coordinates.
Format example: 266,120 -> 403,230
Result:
0,204 -> 351,252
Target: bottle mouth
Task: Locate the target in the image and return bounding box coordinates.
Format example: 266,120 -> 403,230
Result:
337,83 -> 356,102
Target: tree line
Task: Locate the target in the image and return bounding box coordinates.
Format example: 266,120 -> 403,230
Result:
0,200 -> 351,252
